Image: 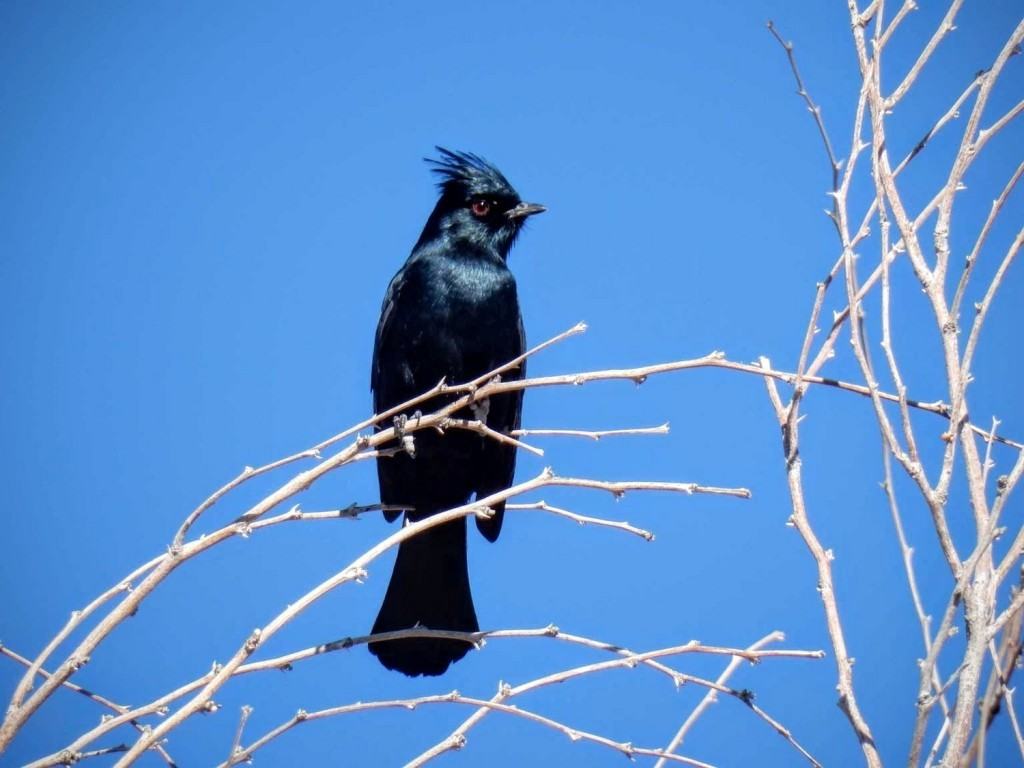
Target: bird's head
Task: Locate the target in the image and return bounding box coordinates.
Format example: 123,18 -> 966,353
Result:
414,147 -> 545,259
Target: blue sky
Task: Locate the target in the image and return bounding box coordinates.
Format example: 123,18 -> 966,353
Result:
2,1 -> 1022,765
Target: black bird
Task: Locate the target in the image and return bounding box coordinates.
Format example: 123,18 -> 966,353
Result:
369,148 -> 545,676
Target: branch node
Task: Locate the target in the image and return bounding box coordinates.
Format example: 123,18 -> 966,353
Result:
344,566 -> 368,584
244,629 -> 262,654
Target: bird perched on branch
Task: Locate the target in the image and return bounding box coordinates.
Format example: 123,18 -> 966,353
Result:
369,148 -> 545,676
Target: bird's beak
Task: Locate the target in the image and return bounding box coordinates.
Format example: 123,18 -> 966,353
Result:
506,202 -> 547,220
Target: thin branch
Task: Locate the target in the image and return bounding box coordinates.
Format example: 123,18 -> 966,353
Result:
966,598 -> 1024,763
909,589 -> 962,766
934,19 -> 1024,299
879,450 -> 950,722
991,585 -> 1024,642
11,331 -> 1020,750
796,64 -> 987,389
878,0 -> 918,48
512,423 -> 670,440
3,555 -> 162,718
9,343 -> 1017,760
878,179 -> 924,469
172,450 -> 319,548
981,417 -> 1001,492
12,338 -> 1019,754
0,645 -> 177,768
408,640 -> 823,767
442,417 -> 544,457
885,0 -> 965,108
909,499 -> 1020,766
978,98 -> 1024,146
507,501 -> 654,541
962,225 -> 1024,389
1005,685 -> 1024,763
72,745 -> 130,761
113,471 -> 747,764
344,321 -> 590,450
767,20 -> 842,191
223,693 -> 715,768
32,623 -> 819,768
991,440 -> 1024,588
761,360 -> 881,767
458,356 -> 1020,448
951,160 -> 1024,322
227,705 -> 253,767
924,716 -> 952,768
655,631 -> 783,768
169,321 -> 589,549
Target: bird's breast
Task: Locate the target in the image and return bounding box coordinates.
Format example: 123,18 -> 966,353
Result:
408,252 -> 513,319
395,256 -> 520,381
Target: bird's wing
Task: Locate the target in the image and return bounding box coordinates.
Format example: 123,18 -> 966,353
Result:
371,269 -> 402,398
371,267 -> 413,523
473,311 -> 526,542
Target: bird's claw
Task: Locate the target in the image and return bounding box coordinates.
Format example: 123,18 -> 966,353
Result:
393,410 -> 424,435
393,413 -> 418,457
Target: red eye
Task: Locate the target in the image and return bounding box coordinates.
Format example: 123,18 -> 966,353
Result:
470,199 -> 491,217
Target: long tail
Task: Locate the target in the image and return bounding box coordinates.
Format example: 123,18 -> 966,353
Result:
369,515 -> 478,676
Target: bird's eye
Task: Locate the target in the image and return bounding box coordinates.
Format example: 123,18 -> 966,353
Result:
470,199 -> 491,218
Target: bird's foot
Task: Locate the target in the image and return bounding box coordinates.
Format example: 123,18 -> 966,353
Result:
393,413 -> 418,457
470,397 -> 491,425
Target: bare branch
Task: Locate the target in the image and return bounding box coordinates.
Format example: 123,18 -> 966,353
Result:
442,416 -> 544,456
3,556 -> 161,720
0,647 -> 176,767
507,500 -> 654,541
879,449 -> 950,722
962,225 -> 1024,387
766,21 -> 842,191
656,631 -> 785,767
885,0 -> 965,108
223,693 -> 715,768
29,623 -> 819,768
878,0 -> 918,48
966,594 -> 1024,763
512,423 -> 670,440
169,322 -> 589,549
408,640 -> 823,767
227,705 -> 253,767
111,471 -> 746,763
952,160 -> 1024,323
760,359 -> 881,767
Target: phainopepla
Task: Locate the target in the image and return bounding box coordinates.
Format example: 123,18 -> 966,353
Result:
368,148 -> 545,676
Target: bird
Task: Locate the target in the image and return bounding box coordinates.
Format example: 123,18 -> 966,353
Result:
368,148 -> 545,676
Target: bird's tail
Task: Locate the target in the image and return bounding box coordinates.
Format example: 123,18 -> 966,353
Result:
369,514 -> 478,676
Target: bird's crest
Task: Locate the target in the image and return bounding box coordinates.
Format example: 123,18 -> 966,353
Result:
426,147 -> 514,198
